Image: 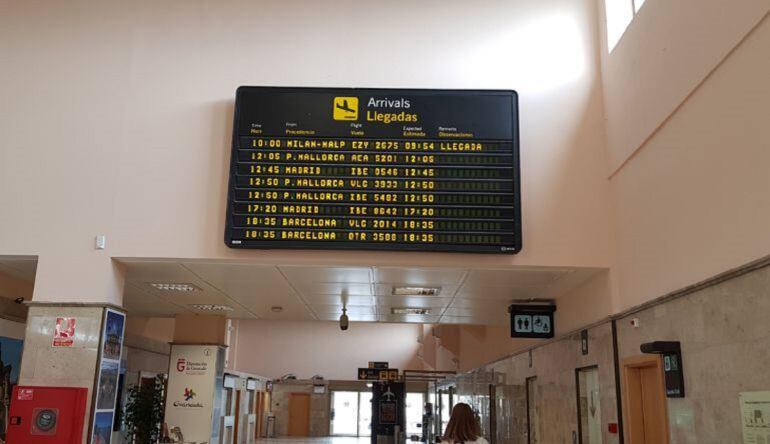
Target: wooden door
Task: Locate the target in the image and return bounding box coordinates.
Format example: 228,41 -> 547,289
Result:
234,389 -> 241,443
622,355 -> 669,444
288,393 -> 311,436
255,392 -> 265,439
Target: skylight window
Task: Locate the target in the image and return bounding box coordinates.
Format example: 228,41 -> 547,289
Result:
605,0 -> 647,51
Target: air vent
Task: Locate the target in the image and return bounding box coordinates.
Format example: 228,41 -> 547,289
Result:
150,283 -> 201,292
391,307 -> 431,315
392,286 -> 441,296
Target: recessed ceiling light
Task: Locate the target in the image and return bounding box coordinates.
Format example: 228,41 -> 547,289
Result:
189,304 -> 234,312
391,307 -> 431,315
392,286 -> 441,296
271,306 -> 283,313
150,283 -> 201,292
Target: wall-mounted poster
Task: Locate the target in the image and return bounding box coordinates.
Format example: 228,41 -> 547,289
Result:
53,317 -> 76,347
0,337 -> 23,441
90,309 -> 125,444
96,360 -> 119,410
92,411 -> 113,444
740,391 -> 770,444
102,312 -> 124,360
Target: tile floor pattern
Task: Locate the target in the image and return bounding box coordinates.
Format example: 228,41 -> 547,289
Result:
257,438 -> 371,444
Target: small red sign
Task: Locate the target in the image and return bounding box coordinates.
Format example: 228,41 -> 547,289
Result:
53,317 -> 76,347
17,388 -> 33,401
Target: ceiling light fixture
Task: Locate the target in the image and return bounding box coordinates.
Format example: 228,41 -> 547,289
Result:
189,304 -> 234,312
391,307 -> 431,315
150,283 -> 201,292
392,286 -> 441,296
271,306 -> 284,313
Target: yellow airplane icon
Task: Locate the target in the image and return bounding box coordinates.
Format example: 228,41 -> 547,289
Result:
333,97 -> 358,121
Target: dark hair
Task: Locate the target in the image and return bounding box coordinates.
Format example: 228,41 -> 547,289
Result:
443,403 -> 480,443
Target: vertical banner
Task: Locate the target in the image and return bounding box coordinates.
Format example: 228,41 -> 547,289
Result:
164,345 -> 221,442
90,308 -> 125,444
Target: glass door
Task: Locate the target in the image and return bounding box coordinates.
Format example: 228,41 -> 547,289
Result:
331,391 -> 359,436
576,367 -> 602,444
331,391 -> 373,437
439,391 -> 451,435
406,392 -> 425,437
358,391 -> 373,437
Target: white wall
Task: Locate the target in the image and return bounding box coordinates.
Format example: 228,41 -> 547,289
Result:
231,320 -> 424,380
0,0 -> 612,305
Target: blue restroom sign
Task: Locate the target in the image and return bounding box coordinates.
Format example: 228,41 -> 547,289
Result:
509,304 -> 556,339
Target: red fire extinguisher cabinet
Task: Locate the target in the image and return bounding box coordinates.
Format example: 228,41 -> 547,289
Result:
6,386 -> 89,444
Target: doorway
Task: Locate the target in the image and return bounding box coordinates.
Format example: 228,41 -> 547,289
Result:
288,393 -> 311,436
438,389 -> 452,435
576,366 -> 602,444
331,391 -> 373,437
405,392 -> 426,437
621,355 -> 669,444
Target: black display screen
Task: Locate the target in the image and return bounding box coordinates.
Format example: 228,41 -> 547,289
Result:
225,87 -> 521,253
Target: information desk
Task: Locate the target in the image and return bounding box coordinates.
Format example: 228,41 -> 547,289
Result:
225,87 -> 520,253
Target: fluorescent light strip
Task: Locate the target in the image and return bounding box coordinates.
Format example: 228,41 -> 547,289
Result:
391,307 -> 431,315
392,287 -> 441,296
189,304 -> 234,312
150,283 -> 200,292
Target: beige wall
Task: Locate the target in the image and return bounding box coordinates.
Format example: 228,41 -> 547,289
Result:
123,316 -> 174,383
0,0 -> 612,306
421,270 -> 613,372
600,0 -> 769,170
231,320 -> 425,380
125,316 -> 175,344
605,10 -> 770,311
172,313 -> 228,345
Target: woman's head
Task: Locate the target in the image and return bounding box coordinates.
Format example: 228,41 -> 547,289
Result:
443,403 -> 480,443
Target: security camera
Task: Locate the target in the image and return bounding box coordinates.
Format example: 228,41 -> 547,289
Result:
340,308 -> 349,331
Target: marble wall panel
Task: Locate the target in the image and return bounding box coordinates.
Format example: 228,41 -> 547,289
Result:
616,264 -> 770,443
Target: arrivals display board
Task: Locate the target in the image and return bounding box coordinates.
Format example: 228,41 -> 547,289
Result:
225,87 -> 521,253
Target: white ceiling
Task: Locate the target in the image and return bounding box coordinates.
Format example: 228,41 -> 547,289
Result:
119,260 -> 603,326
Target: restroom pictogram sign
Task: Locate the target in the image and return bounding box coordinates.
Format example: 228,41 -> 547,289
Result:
509,304 -> 556,339
53,317 -> 76,347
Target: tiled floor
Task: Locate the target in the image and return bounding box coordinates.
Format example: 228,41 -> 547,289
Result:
257,437 -> 370,444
